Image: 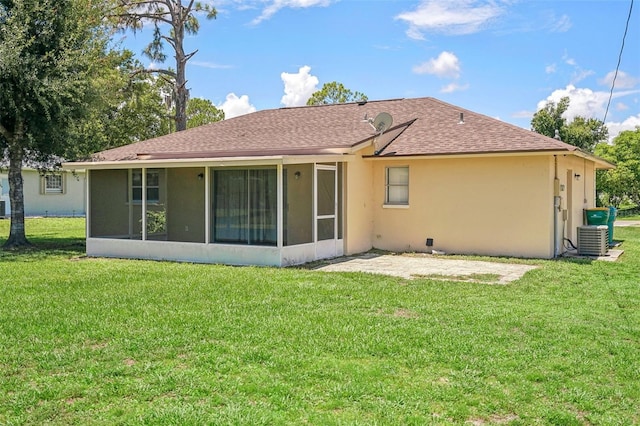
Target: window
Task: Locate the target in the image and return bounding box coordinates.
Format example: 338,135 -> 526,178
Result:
385,166 -> 409,205
131,169 -> 160,203
43,174 -> 63,194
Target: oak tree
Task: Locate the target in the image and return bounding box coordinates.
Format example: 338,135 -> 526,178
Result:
595,127 -> 640,207
187,97 -> 225,128
307,81 -> 368,106
0,0 -> 109,248
531,97 -> 608,153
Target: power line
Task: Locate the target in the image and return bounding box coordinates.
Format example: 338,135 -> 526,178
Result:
603,0 -> 634,126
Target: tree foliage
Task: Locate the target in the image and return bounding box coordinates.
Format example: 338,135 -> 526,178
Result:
531,96 -> 608,152
68,50 -> 173,158
595,127 -> 640,207
187,98 -> 225,128
306,82 -> 368,106
0,0 -> 109,248
112,0 -> 216,132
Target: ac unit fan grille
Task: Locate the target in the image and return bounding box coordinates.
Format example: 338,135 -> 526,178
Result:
577,225 -> 608,256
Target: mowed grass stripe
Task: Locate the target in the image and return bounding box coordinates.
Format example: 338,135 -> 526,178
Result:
1,218 -> 639,424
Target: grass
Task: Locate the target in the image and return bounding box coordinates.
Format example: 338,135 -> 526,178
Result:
1,218 -> 639,424
410,273 -> 502,283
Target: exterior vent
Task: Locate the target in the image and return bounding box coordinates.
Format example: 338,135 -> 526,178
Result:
577,225 -> 608,256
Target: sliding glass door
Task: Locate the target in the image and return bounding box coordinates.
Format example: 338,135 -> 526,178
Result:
212,168 -> 277,245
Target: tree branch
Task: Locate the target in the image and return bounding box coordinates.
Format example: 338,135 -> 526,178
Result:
183,50 -> 198,63
0,122 -> 12,143
114,11 -> 173,26
160,34 -> 177,51
130,68 -> 177,79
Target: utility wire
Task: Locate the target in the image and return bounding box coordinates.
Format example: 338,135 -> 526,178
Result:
603,0 -> 634,126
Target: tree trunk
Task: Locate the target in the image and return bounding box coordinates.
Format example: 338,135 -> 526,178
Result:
174,22 -> 188,132
3,128 -> 31,249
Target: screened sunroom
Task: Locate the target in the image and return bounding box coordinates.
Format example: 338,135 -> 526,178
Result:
85,159 -> 344,266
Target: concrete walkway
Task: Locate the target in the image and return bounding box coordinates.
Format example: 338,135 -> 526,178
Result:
313,253 -> 538,284
310,222 -> 638,283
615,220 -> 640,227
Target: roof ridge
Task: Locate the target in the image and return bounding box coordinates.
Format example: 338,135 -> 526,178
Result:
422,97 -> 578,151
278,97 -> 408,111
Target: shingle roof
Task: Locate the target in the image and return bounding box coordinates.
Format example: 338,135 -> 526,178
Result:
92,97 -> 578,162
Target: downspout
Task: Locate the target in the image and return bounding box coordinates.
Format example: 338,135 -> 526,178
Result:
583,158 -> 588,208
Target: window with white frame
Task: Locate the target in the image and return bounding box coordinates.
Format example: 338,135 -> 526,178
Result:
385,166 -> 409,205
44,174 -> 64,194
131,169 -> 160,203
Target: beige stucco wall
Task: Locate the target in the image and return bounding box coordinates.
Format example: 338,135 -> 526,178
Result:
555,154 -> 597,246
0,169 -> 86,217
343,147 -> 375,255
367,155 -> 557,258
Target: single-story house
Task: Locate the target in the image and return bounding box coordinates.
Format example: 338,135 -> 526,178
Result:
0,166 -> 86,217
64,97 -> 613,266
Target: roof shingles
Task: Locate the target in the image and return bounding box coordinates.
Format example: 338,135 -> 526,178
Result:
93,97 -> 577,162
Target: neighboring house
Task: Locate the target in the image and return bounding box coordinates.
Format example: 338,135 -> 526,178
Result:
64,97 -> 613,266
0,167 -> 86,217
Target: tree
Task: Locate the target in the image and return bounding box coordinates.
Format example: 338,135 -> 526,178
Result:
0,0 -> 109,248
187,98 -> 225,128
595,127 -> 640,207
531,97 -> 608,152
112,0 -> 216,132
531,96 -> 570,140
306,82 -> 368,106
66,50 -> 174,159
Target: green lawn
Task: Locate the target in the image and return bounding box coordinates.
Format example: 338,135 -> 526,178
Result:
1,218 -> 639,425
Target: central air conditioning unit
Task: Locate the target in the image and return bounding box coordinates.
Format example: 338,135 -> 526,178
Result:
577,225 -> 608,256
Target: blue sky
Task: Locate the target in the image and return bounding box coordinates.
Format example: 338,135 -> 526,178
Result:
120,0 -> 640,139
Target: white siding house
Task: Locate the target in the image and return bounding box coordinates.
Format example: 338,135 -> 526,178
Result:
0,168 -> 86,217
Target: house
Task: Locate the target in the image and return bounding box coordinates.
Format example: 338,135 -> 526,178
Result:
0,166 -> 86,218
63,97 -> 613,266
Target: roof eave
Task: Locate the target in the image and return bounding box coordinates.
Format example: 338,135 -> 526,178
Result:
362,149 -> 588,161
63,153 -> 356,170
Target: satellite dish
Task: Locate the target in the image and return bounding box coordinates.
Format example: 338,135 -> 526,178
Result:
371,112 -> 393,134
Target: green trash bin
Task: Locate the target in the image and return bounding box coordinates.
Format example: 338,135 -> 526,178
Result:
607,206 -> 617,246
584,208 -> 609,225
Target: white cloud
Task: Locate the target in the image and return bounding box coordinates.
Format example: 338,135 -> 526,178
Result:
252,0 -> 331,24
545,64 -> 557,74
537,85 -> 610,120
599,70 -> 640,89
219,93 -> 256,119
191,61 -> 233,70
440,82 -> 469,93
550,14 -> 571,32
512,110 -> 534,119
606,113 -> 640,141
557,52 -> 594,84
280,65 -> 319,107
413,51 -> 461,78
616,102 -> 629,111
562,52 -> 576,66
537,85 -> 640,141
395,0 -> 505,39
571,69 -> 595,85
